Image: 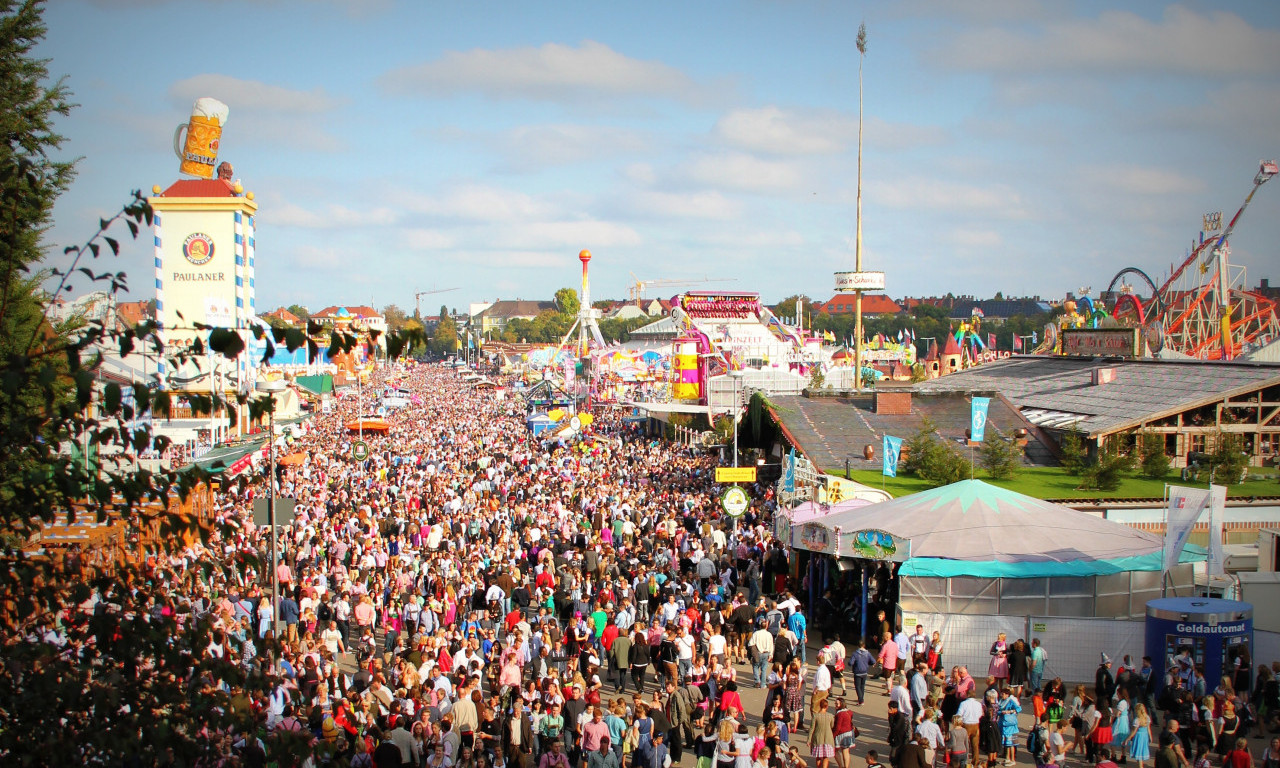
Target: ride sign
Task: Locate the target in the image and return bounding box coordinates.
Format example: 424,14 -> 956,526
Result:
352,440 -> 369,461
721,486 -> 749,517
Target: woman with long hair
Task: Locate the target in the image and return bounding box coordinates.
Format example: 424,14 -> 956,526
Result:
1124,704 -> 1152,768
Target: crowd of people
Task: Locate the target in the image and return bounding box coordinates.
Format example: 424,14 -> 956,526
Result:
34,360 -> 1280,768
151,363 -> 852,767
867,621 -> 1280,768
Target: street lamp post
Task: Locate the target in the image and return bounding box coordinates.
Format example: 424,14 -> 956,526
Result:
256,379 -> 286,636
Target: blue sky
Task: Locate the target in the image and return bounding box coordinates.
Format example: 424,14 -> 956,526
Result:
40,0 -> 1280,314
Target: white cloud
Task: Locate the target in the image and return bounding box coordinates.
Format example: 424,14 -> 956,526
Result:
1077,165 -> 1203,197
167,74 -> 343,152
404,184 -> 555,222
627,189 -> 742,220
495,124 -> 651,170
685,152 -> 804,192
935,6 -> 1280,77
714,107 -> 852,155
713,107 -> 945,158
169,74 -> 339,114
949,228 -> 1004,249
380,40 -> 720,105
489,220 -> 642,250
874,176 -> 1030,218
621,163 -> 658,185
271,200 -> 399,229
402,229 -> 455,251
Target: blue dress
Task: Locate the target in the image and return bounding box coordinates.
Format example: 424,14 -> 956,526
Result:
633,716 -> 653,768
1111,703 -> 1130,747
1128,725 -> 1151,762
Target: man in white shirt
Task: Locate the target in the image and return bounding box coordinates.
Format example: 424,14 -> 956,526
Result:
889,673 -> 913,721
957,692 -> 984,765
321,621 -> 345,655
811,649 -> 833,713
748,625 -> 775,687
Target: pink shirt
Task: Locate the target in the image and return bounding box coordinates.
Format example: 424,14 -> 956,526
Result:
879,641 -> 899,670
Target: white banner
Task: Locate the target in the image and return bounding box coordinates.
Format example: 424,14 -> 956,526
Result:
1164,485 -> 1210,572
1207,484 -> 1227,576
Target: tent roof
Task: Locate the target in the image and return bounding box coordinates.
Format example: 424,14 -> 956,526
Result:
818,479 -> 1166,566
295,374 -> 333,395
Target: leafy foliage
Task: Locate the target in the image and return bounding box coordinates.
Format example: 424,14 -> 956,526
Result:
0,7 -> 428,763
1208,431 -> 1249,484
977,433 -> 1022,480
1078,436 -> 1135,491
1137,430 -> 1171,480
553,286 -> 579,317
1059,429 -> 1088,475
902,417 -> 972,486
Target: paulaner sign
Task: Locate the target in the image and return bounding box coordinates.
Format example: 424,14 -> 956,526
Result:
1061,328 -> 1140,358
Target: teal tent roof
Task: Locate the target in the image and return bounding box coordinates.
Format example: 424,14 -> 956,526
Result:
183,439 -> 265,475
295,375 -> 333,396
818,479 -> 1196,576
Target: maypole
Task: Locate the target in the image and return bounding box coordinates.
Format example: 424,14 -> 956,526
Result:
854,23 -> 866,392
834,22 -> 884,389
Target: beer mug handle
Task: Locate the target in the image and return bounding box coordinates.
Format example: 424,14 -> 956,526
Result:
174,123 -> 188,160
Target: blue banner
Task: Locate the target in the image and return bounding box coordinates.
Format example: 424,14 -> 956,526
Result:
783,447 -> 796,492
882,435 -> 902,477
970,397 -> 991,442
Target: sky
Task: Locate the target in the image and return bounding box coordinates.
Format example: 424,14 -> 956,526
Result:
38,0 -> 1280,314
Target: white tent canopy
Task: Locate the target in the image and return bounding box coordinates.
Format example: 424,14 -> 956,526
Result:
809,479 -> 1191,578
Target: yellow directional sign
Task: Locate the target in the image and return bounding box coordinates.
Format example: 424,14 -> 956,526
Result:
715,467 -> 757,483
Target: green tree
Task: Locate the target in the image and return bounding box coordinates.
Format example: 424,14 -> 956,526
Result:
772,294 -> 813,323
286,303 -> 310,322
1208,431 -> 1248,484
1138,430 -> 1171,480
1078,436 -> 1135,491
554,286 -> 580,317
902,417 -> 971,486
381,302 -> 408,331
1059,429 -> 1088,474
978,433 -> 1022,480
431,312 -> 459,354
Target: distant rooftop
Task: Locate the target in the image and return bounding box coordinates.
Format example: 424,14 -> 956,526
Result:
915,356 -> 1280,438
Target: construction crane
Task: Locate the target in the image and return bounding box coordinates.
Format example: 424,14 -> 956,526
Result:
415,287 -> 459,319
627,273 -> 737,302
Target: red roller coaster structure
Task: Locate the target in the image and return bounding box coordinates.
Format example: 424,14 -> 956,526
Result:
1108,160 -> 1279,360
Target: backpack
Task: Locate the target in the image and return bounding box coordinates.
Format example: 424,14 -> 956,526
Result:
1027,725 -> 1047,762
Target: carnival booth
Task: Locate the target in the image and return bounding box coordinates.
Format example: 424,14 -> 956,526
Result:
792,479 -> 1204,684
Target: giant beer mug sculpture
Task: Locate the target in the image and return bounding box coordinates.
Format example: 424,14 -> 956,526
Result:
173,98 -> 230,179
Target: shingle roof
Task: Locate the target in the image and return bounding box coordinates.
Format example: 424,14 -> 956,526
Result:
480,300 -> 554,318
768,392 -> 1050,473
914,356 -> 1280,437
817,294 -> 902,314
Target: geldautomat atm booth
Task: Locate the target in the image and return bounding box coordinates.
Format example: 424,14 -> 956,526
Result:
1145,597 -> 1253,692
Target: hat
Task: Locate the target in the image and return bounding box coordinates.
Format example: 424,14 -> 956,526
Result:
1101,653 -> 1112,665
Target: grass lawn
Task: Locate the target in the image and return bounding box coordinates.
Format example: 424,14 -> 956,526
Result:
844,465 -> 1280,500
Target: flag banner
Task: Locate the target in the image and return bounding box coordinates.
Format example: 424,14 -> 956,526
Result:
1032,331 -> 1038,344
1207,484 -> 1227,576
970,397 -> 991,442
883,434 -> 903,477
1014,335 -> 1023,351
988,333 -> 997,348
783,447 -> 796,493
1163,485 -> 1211,572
